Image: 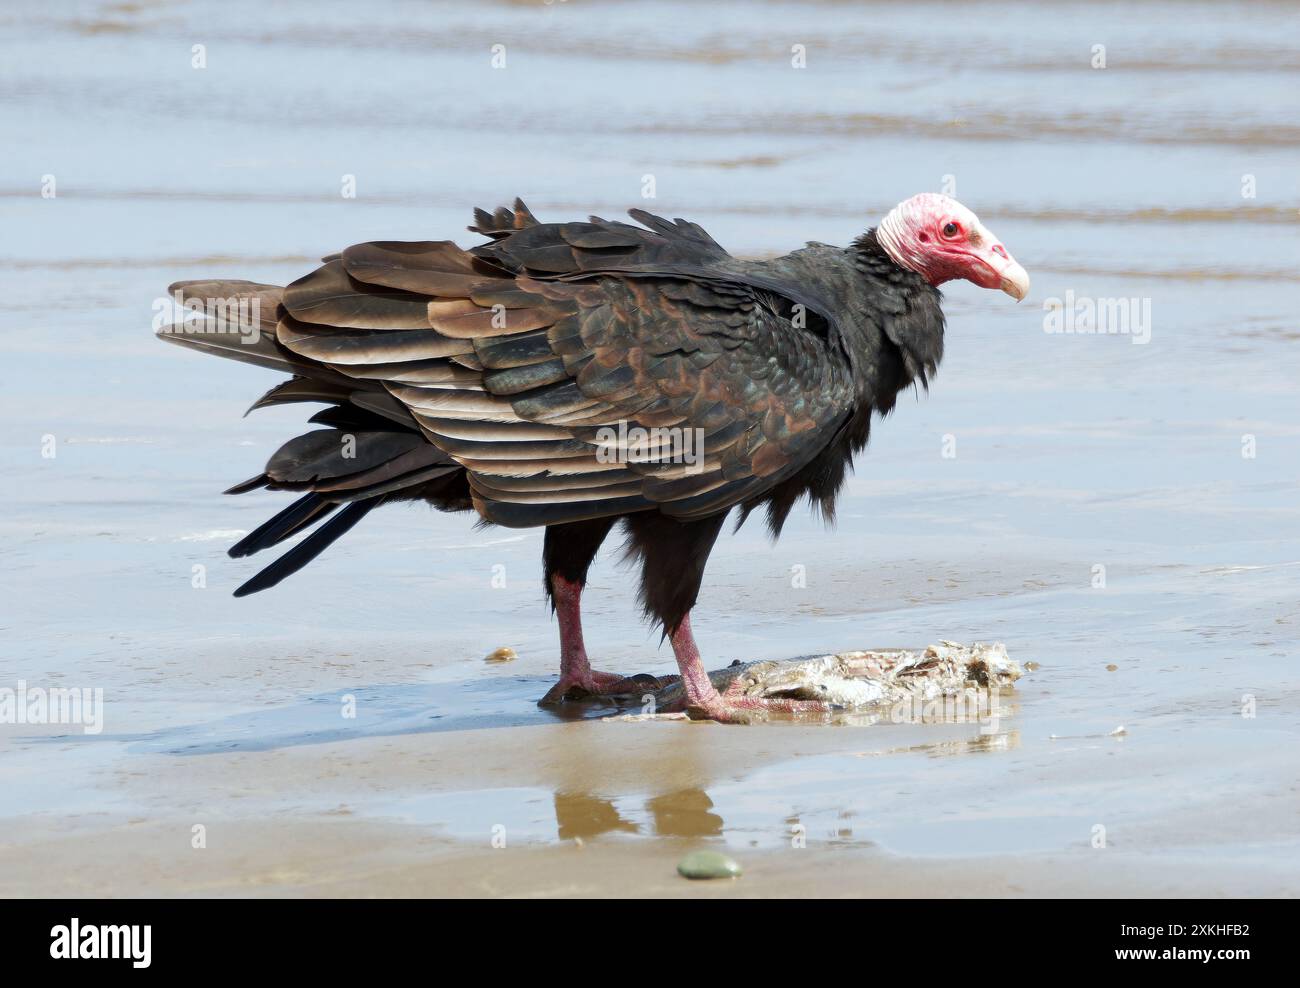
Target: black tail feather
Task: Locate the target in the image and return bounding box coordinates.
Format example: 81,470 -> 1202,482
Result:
228,492 -> 338,559
232,497 -> 384,598
224,473 -> 270,496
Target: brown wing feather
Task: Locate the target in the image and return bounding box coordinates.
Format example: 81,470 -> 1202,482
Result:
274,202 -> 855,527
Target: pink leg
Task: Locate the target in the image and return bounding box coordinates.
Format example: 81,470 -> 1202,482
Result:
539,575 -> 667,705
669,613 -> 834,724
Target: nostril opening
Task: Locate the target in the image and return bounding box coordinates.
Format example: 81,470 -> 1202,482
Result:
991,244 -> 1008,259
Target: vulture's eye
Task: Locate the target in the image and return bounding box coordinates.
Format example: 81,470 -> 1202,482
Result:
942,222 -> 960,238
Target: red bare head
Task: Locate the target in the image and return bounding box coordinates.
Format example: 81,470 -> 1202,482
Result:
876,193 -> 1029,301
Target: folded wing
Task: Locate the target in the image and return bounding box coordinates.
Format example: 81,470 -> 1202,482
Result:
274,200 -> 857,528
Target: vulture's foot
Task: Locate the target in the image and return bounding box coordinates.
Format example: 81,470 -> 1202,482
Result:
681,685 -> 838,724
538,670 -> 669,706
667,613 -> 837,724
544,573 -> 671,705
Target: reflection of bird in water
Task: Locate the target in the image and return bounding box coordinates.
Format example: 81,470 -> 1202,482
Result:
647,789 -> 724,839
553,792 -> 639,841
551,788 -> 724,842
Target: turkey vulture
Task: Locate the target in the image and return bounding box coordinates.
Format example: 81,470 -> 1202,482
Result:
159,193 -> 1028,723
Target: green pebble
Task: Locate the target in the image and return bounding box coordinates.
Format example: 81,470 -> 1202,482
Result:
677,850 -> 742,880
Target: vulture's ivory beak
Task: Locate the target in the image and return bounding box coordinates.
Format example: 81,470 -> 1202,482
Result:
967,222 -> 1029,301
999,260 -> 1030,301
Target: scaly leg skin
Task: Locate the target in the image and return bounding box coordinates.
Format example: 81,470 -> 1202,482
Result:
670,614 -> 835,724
538,575 -> 666,706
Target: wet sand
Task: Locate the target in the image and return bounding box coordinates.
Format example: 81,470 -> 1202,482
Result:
4,723 -> 1297,899
2,0 -> 1298,897
8,817 -> 1297,900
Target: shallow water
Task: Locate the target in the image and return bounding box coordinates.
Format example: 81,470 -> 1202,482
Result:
2,0 -> 1298,894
